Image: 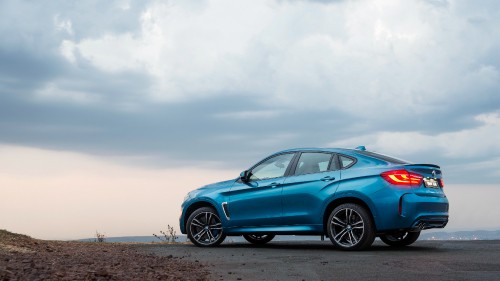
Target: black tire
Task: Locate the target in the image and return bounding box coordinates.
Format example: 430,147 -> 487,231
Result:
327,203 -> 375,251
380,231 -> 420,247
186,207 -> 226,247
243,234 -> 275,245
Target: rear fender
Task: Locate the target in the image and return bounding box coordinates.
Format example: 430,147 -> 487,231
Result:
322,190 -> 378,231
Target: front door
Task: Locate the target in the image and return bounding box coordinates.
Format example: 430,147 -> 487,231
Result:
227,153 -> 296,227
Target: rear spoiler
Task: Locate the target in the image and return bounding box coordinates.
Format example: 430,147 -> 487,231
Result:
403,164 -> 441,169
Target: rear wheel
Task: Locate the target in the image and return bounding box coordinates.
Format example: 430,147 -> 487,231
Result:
327,203 -> 375,251
187,207 -> 226,247
243,234 -> 275,245
380,231 -> 420,247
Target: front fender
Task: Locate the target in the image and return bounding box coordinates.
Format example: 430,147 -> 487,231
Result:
180,195 -> 229,234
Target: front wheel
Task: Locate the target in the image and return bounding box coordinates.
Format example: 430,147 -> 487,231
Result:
186,207 -> 226,247
380,231 -> 420,247
327,203 -> 375,251
243,234 -> 275,245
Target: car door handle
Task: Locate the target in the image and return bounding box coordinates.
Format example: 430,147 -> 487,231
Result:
269,182 -> 280,188
321,176 -> 335,182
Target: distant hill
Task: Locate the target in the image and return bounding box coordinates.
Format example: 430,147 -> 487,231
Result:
420,230 -> 500,240
79,236 -> 162,243
78,230 -> 500,243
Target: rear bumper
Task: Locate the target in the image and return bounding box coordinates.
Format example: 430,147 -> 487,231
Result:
375,192 -> 449,232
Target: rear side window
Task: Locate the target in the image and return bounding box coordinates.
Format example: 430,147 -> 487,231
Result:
294,152 -> 332,176
339,155 -> 356,169
356,151 -> 410,164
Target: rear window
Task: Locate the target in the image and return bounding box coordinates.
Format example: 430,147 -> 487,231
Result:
356,151 -> 410,164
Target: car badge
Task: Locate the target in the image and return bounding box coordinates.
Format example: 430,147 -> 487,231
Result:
432,170 -> 436,177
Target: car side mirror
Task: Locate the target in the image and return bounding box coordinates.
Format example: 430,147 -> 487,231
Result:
240,170 -> 250,182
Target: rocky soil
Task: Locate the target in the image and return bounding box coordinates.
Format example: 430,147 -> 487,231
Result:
0,230 -> 208,281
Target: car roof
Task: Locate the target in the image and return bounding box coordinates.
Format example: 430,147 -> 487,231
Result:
275,147 -> 412,165
275,147 -> 357,154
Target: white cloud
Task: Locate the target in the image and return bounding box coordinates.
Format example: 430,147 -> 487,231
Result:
76,33 -> 144,72
214,110 -> 281,119
328,112 -> 500,160
3,0 -> 500,239
326,112 -> 500,183
53,0 -> 499,120
53,14 -> 73,35
3,0 -> 500,178
35,82 -> 101,104
60,0 -> 274,101
117,0 -> 131,11
59,40 -> 77,63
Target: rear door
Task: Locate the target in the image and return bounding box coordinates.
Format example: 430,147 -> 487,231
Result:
281,152 -> 340,225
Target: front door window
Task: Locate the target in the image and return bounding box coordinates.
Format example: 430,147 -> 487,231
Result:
249,153 -> 294,181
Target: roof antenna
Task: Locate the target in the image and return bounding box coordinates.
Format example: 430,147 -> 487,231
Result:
355,146 -> 366,151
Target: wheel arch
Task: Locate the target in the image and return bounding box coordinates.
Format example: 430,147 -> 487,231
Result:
183,200 -> 218,233
322,196 -> 377,234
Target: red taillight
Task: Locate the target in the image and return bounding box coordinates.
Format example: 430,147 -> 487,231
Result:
381,170 -> 423,187
438,178 -> 444,188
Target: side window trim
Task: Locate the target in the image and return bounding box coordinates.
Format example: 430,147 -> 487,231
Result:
326,153 -> 335,172
328,154 -> 340,171
285,152 -> 301,177
339,154 -> 357,169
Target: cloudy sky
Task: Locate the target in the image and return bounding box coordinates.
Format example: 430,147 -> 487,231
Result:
1,0 -> 499,239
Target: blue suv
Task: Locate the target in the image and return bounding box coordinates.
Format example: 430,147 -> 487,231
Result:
180,147 -> 449,250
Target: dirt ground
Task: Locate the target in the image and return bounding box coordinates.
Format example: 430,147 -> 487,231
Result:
0,230 -> 208,281
3,230 -> 499,281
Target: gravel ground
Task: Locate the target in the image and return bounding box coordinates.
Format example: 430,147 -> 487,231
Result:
0,230 -> 208,281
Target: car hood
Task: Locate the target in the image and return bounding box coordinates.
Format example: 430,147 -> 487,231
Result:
197,179 -> 236,192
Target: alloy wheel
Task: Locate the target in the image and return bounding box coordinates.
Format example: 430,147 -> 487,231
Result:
188,209 -> 225,246
327,203 -> 375,250
243,234 -> 275,245
380,231 -> 420,247
330,207 -> 365,247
